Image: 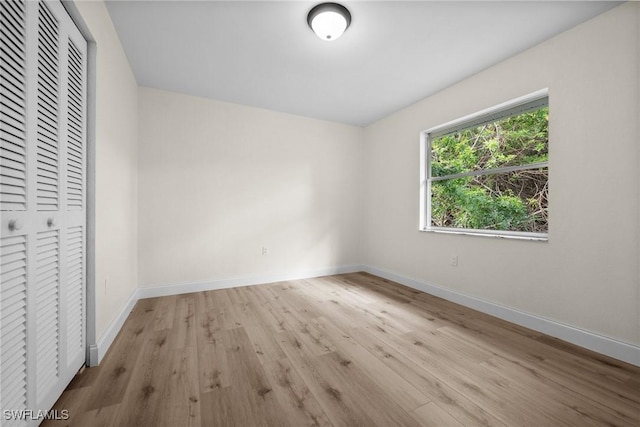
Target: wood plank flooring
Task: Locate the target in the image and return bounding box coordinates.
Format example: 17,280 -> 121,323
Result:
43,273 -> 640,426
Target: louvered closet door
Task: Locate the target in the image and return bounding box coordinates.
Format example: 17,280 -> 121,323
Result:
1,0 -> 87,424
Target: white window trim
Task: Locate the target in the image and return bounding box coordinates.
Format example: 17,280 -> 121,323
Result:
419,89 -> 549,241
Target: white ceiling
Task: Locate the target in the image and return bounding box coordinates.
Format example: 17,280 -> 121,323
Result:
104,0 -> 620,126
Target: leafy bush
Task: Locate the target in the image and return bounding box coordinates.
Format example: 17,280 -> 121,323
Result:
431,108 -> 548,233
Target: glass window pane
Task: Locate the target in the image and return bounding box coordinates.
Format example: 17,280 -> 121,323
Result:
431,107 -> 548,177
430,168 -> 548,233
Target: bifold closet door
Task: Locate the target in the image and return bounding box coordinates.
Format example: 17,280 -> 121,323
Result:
1,0 -> 87,424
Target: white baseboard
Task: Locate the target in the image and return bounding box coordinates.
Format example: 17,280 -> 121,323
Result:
362,265 -> 640,367
89,289 -> 139,366
89,264 -> 639,368
136,265 -> 364,299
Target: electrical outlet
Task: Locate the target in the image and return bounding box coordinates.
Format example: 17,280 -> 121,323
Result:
450,255 -> 458,267
262,246 -> 269,256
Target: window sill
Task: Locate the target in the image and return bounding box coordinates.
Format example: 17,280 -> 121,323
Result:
420,227 -> 548,242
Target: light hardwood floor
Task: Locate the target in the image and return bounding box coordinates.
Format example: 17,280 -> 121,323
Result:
43,273 -> 640,426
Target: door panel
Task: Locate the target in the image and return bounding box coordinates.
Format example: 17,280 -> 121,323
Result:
35,228 -> 60,399
0,235 -> 28,418
66,39 -> 83,212
66,225 -> 83,360
0,0 -> 27,213
36,1 -> 60,212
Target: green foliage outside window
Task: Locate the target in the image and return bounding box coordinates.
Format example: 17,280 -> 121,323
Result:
430,107 -> 548,233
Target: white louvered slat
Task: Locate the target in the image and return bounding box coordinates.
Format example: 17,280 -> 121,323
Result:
1,0 -> 27,212
36,1 -> 59,211
0,235 -> 28,417
66,226 -> 83,357
36,229 -> 60,397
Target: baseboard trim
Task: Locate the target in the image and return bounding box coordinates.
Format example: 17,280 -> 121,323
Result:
89,264 -> 639,367
137,265 -> 364,299
362,265 -> 640,367
89,289 -> 139,366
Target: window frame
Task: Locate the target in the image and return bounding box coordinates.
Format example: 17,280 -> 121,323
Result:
419,89 -> 549,241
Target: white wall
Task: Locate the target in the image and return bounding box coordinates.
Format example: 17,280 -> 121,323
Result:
75,1 -> 139,342
363,2 -> 639,347
137,88 -> 363,288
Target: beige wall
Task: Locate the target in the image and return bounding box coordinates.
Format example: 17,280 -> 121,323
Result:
75,1 -> 139,341
137,88 -> 363,287
72,0 -> 638,360
363,2 -> 640,346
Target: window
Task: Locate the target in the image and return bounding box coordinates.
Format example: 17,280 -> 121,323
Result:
420,90 -> 549,240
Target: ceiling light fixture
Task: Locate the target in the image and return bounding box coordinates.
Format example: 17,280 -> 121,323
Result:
307,3 -> 351,41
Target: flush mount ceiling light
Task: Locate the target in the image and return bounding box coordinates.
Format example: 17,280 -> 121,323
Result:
307,3 -> 351,41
